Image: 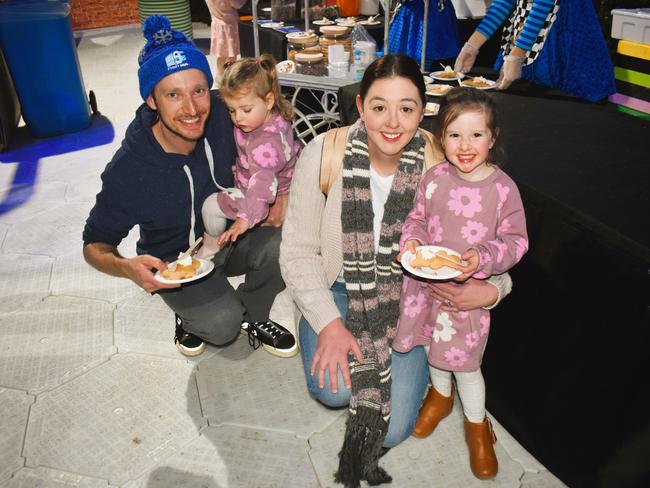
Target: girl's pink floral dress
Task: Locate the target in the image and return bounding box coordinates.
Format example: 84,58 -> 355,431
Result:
393,162 -> 528,372
216,112 -> 300,226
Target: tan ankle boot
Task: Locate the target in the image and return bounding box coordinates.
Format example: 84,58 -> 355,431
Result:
464,417 -> 498,480
412,384 -> 455,438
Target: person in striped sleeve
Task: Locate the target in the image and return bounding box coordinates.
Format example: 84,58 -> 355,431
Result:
454,0 -> 615,102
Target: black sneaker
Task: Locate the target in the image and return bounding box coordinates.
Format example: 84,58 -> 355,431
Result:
240,320 -> 298,358
174,314 -> 205,357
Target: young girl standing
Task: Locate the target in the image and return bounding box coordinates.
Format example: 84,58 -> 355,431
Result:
394,87 -> 529,480
200,55 -> 301,256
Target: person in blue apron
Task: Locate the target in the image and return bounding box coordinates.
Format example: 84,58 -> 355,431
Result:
389,0 -> 460,70
454,0 -> 615,102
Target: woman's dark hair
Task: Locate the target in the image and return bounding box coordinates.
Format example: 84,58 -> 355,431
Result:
359,54 -> 426,107
435,87 -> 504,165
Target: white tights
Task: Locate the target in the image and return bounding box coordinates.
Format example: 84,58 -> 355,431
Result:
198,193 -> 229,257
428,361 -> 486,424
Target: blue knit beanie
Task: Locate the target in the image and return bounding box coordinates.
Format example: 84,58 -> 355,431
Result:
137,15 -> 213,100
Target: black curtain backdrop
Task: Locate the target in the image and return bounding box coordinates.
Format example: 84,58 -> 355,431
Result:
338,84 -> 650,488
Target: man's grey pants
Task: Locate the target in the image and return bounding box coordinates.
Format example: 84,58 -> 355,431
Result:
159,226 -> 285,346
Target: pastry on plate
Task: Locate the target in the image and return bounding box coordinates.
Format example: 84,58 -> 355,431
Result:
411,250 -> 463,270
462,76 -> 494,88
426,84 -> 452,96
162,255 -> 201,280
436,65 -> 458,79
424,102 -> 439,116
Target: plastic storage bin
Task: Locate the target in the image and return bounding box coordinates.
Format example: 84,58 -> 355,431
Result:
611,8 -> 650,44
0,0 -> 91,138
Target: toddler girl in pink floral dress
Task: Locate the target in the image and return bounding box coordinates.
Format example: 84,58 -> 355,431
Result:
200,55 -> 300,256
394,88 -> 528,479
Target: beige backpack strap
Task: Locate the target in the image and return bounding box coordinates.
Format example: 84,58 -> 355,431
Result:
320,126 -> 350,195
419,128 -> 445,170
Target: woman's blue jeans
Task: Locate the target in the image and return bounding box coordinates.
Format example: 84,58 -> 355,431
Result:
299,281 -> 430,448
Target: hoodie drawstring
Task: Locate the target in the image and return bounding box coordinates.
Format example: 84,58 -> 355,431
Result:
182,164 -> 196,246
203,138 -> 230,192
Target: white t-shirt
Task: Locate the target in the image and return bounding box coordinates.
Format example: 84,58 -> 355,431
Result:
370,165 -> 395,252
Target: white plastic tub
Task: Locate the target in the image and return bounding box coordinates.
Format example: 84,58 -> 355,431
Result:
611,8 -> 650,44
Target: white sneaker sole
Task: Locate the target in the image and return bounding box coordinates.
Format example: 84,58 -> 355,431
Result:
240,326 -> 299,358
176,341 -> 206,357
261,342 -> 299,358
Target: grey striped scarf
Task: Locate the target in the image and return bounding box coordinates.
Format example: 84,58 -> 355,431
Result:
335,121 -> 426,487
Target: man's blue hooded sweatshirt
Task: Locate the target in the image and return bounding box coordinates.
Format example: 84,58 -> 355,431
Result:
83,92 -> 235,260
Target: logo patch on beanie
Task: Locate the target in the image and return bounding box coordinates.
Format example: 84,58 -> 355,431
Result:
165,50 -> 189,71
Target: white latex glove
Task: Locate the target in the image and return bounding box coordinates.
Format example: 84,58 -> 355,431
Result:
496,55 -> 525,90
454,42 -> 480,74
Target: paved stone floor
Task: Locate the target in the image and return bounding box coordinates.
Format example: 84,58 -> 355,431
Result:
0,23 -> 567,488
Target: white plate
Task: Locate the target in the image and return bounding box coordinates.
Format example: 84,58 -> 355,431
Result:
260,22 -> 284,28
358,19 -> 381,25
335,17 -> 356,26
461,78 -> 496,90
276,60 -> 295,74
401,245 -> 463,280
423,102 -> 439,117
313,19 -> 334,25
426,84 -> 453,97
431,70 -> 465,81
155,258 -> 215,285
422,75 -> 433,84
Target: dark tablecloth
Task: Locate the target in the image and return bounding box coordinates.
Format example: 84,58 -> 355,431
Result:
239,17 -> 500,67
338,82 -> 650,488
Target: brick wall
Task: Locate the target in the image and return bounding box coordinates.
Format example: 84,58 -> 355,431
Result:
70,0 -> 140,31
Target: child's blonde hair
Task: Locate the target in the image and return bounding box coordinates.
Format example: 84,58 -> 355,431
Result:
435,87 -> 503,165
219,54 -> 293,122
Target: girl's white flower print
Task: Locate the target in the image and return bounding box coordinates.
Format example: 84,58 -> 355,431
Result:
425,181 -> 438,199
480,314 -> 490,336
269,178 -> 278,195
433,312 -> 457,343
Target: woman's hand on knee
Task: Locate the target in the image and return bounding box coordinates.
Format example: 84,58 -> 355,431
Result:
310,318 -> 363,394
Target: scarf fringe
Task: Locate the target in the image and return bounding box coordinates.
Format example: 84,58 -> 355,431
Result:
334,408 -> 392,488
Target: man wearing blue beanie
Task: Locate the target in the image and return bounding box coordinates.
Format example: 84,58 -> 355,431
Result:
82,16 -> 296,358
